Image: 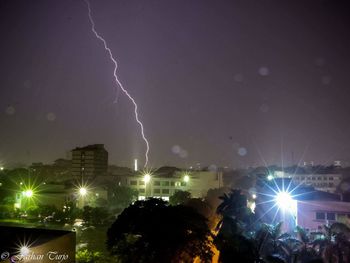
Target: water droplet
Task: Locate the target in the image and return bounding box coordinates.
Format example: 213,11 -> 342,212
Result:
46,112 -> 56,121
258,67 -> 270,76
171,145 -> 181,154
5,106 -> 15,115
179,149 -> 188,158
238,147 -> 247,156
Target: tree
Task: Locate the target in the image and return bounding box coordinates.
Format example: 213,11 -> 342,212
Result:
107,198 -> 213,263
216,189 -> 253,234
254,222 -> 297,262
169,190 -> 191,205
184,198 -> 217,229
76,249 -> 104,263
205,187 -> 229,213
214,189 -> 258,263
108,186 -> 138,212
313,222 -> 350,263
82,206 -> 110,225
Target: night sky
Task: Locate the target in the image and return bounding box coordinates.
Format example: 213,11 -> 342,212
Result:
1,0 -> 350,169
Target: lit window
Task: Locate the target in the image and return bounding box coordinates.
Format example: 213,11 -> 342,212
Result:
329,177 -> 333,180
130,180 -> 137,185
154,189 -> 160,194
154,181 -> 160,186
162,181 -> 169,186
170,182 -> 175,186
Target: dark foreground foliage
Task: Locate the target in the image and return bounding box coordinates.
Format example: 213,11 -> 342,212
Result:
107,198 -> 213,263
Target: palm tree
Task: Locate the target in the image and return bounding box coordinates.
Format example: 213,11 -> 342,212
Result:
294,226 -> 319,263
215,189 -> 252,237
254,222 -> 292,261
214,189 -> 258,262
313,222 -> 350,263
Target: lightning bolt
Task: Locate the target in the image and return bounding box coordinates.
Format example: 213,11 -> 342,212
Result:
84,0 -> 150,167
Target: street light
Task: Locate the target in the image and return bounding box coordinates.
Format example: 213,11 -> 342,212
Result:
20,246 -> 30,256
275,191 -> 294,210
23,189 -> 33,198
144,173 -> 151,184
183,174 -> 190,183
267,174 -> 274,181
79,187 -> 87,196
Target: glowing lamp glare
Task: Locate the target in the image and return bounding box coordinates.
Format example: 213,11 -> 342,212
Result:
79,187 -> 87,196
144,174 -> 151,183
275,192 -> 293,209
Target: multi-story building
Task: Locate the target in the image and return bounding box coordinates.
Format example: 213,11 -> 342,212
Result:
273,171 -> 342,193
256,177 -> 350,233
297,200 -> 350,232
292,174 -> 342,193
71,144 -> 108,181
117,171 -> 223,201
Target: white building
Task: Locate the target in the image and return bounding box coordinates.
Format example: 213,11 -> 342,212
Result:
124,171 -> 223,201
297,200 -> 350,232
273,171 -> 342,193
292,174 -> 342,193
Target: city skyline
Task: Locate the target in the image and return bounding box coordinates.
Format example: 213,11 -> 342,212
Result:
1,0 -> 350,168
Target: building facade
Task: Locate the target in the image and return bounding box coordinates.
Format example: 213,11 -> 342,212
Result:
71,144 -> 108,181
118,171 -> 223,201
297,200 -> 350,232
274,171 -> 342,193
292,174 -> 342,193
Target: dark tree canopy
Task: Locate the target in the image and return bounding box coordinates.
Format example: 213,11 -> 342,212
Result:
108,185 -> 138,212
169,190 -> 191,205
107,198 -> 213,263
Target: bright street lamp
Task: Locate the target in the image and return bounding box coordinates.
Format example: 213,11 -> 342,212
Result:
275,191 -> 294,210
79,187 -> 87,196
183,174 -> 190,183
144,173 -> 151,184
24,190 -> 33,198
20,246 -> 30,256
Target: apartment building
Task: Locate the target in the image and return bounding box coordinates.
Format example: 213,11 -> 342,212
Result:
71,144 -> 108,180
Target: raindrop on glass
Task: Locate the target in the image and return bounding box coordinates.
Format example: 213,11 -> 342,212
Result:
258,67 -> 270,76
46,112 -> 56,121
5,106 -> 15,115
